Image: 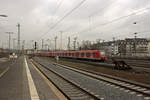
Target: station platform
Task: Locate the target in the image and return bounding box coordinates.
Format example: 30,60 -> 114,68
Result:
0,56 -> 62,100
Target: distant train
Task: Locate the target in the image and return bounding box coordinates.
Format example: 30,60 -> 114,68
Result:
37,50 -> 106,61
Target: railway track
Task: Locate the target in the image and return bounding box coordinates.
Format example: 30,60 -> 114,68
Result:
31,59 -> 101,100
59,57 -> 150,69
33,57 -> 150,100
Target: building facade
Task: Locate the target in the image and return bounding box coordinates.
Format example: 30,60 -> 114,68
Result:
0,48 -> 3,53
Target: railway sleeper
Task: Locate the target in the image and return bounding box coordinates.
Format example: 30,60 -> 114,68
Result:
69,95 -> 92,100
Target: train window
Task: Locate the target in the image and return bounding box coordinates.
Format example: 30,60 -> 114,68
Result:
76,52 -> 79,56
86,53 -> 91,57
81,53 -> 84,57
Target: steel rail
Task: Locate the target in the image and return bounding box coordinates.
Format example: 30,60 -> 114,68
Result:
34,58 -> 150,97
31,59 -> 101,100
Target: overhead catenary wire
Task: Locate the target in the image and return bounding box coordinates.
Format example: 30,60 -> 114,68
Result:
85,13 -> 150,39
48,0 -> 64,27
37,0 -> 87,40
63,6 -> 150,39
112,28 -> 150,40
89,0 -> 119,17
32,0 -> 64,40
53,0 -> 64,16
59,0 -> 118,36
79,6 -> 150,34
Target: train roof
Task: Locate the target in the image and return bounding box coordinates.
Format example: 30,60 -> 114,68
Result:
39,50 -> 101,54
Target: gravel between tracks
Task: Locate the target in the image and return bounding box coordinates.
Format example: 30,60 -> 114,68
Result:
39,57 -> 150,85
33,57 -> 149,100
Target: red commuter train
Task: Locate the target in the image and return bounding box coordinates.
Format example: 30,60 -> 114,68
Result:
38,50 -> 106,61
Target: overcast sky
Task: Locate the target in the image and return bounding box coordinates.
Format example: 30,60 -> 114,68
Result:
0,0 -> 150,49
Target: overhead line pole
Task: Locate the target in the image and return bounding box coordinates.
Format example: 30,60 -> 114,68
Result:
73,37 -> 77,51
60,31 -> 63,50
6,32 -> 14,52
17,23 -> 20,53
42,39 -> 44,50
13,38 -> 16,50
54,36 -> 58,51
134,32 -> 137,55
68,37 -> 70,51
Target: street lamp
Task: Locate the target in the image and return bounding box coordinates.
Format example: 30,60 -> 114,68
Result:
0,15 -> 8,17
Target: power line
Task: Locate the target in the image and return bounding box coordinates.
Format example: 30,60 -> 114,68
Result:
32,0 -> 64,41
37,0 -> 87,40
61,0 -> 119,36
67,6 -> 150,38
113,27 -> 150,39
53,0 -> 64,15
89,0 -> 118,17
79,6 -> 150,34
48,0 -> 64,27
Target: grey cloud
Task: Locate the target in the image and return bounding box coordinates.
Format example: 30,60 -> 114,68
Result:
0,0 -> 150,49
